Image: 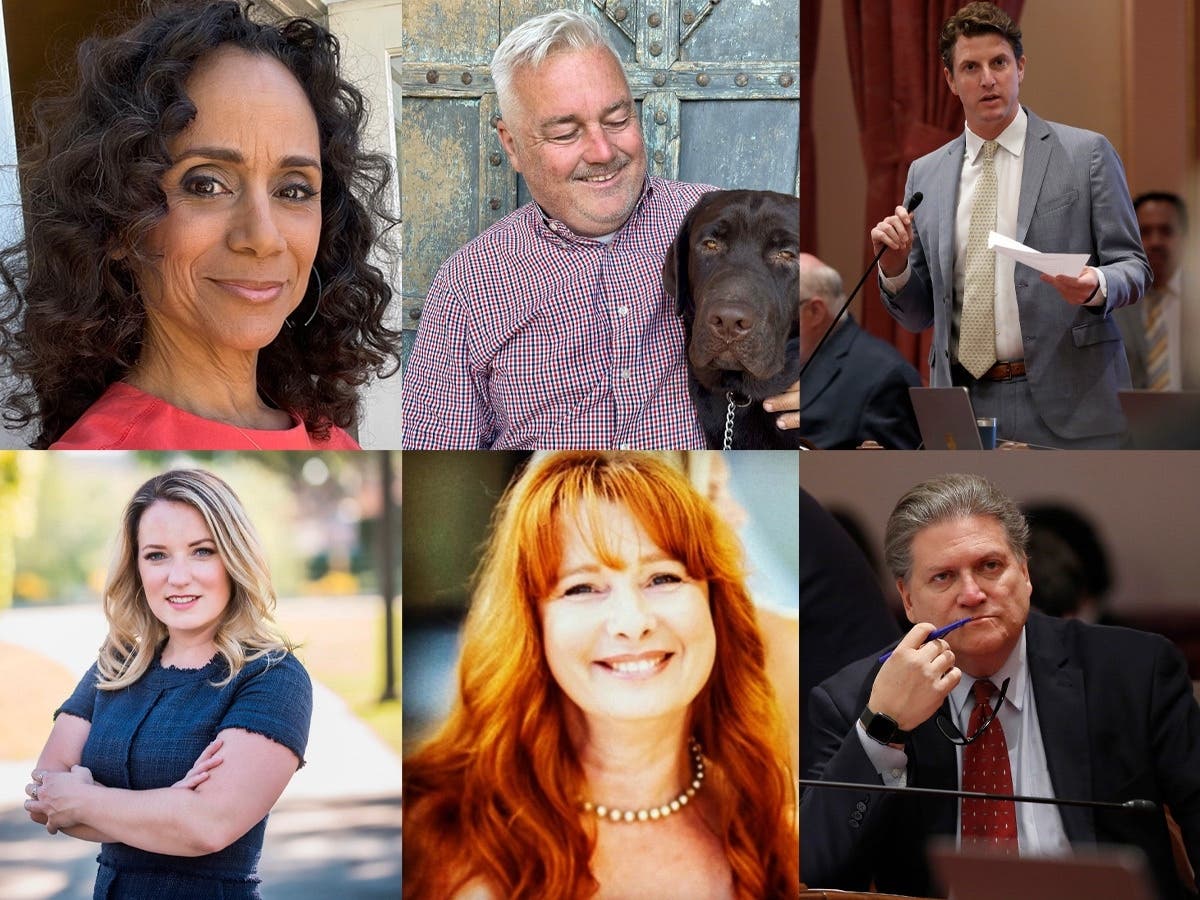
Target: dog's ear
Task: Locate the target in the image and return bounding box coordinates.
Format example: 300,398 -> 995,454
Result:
664,196 -> 710,317
662,226 -> 688,315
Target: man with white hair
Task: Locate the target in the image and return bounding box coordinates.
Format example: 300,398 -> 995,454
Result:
799,253 -> 921,449
401,9 -> 798,449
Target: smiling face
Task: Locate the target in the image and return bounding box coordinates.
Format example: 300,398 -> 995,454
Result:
540,501 -> 716,727
943,32 -> 1025,140
896,514 -> 1031,677
137,500 -> 233,645
134,45 -> 322,359
496,45 -> 647,237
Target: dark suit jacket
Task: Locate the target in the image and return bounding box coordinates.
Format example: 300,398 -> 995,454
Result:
801,612 -> 1200,899
881,108 -> 1150,440
799,488 -> 901,775
800,317 -> 922,449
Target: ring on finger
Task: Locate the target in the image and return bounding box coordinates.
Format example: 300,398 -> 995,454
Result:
30,785 -> 38,800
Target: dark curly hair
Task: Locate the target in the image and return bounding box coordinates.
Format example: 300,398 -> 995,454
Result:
0,0 -> 400,447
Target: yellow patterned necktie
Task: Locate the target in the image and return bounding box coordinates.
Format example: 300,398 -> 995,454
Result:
1144,289 -> 1171,391
959,140 -> 999,378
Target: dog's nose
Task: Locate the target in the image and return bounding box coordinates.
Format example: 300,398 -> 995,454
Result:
706,301 -> 759,341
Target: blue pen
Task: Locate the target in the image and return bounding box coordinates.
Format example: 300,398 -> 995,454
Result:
877,616 -> 975,663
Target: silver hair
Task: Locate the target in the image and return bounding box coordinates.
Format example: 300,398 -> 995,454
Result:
491,9 -> 626,122
799,256 -> 844,305
883,473 -> 1029,583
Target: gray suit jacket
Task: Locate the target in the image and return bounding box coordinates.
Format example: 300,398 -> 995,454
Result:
881,108 -> 1150,439
1115,301 -> 1151,389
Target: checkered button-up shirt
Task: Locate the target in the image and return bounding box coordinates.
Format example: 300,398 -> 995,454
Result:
401,178 -> 713,449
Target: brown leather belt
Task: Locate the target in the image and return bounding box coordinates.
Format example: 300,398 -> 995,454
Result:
977,360 -> 1026,381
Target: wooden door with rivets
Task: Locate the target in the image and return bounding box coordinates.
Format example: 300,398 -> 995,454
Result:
396,0 -> 799,361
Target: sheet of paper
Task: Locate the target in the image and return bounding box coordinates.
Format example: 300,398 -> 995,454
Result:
987,231 -> 1090,277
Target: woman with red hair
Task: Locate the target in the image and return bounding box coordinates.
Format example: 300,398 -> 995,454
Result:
403,451 -> 798,898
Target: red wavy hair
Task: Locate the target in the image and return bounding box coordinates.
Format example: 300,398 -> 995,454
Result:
403,451 -> 798,898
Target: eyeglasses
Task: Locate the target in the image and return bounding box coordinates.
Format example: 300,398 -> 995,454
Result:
936,677 -> 1011,746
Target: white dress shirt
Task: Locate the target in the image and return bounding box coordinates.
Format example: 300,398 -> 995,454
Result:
881,108 -> 1106,364
958,112 -> 1027,362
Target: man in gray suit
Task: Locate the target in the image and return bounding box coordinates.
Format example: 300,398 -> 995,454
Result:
870,2 -> 1149,448
1115,192 -> 1190,390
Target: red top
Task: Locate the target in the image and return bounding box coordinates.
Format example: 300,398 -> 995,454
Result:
50,383 -> 361,450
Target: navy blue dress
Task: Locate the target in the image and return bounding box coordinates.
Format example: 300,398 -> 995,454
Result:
57,650 -> 312,900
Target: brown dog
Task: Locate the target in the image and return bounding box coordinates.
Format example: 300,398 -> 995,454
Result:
663,189 -> 800,449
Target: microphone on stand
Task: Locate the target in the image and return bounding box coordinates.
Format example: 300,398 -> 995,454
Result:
799,191 -> 924,380
799,778 -> 1158,813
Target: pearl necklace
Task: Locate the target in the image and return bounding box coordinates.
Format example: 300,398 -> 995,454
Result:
580,739 -> 706,824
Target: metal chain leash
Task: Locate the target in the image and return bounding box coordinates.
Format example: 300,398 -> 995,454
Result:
722,391 -> 751,450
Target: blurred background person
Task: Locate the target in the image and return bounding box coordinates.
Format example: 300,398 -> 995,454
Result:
403,451 -> 798,899
1024,503 -> 1117,625
799,253 -> 921,449
800,487 -> 901,775
0,1 -> 399,450
1116,191 -> 1192,390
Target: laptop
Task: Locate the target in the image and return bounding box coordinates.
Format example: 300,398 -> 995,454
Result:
909,387 -> 984,450
928,840 -> 1156,900
1119,390 -> 1200,449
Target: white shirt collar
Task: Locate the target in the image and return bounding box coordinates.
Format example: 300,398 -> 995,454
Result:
949,625 -> 1027,718
1164,266 -> 1184,298
965,106 -> 1028,164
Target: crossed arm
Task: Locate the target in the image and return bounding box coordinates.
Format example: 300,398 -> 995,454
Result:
25,712 -> 299,856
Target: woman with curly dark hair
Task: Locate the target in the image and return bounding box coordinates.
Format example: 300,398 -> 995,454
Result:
0,0 -> 400,449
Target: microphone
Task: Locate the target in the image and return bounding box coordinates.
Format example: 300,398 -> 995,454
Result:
799,192 -> 924,380
799,778 -> 1158,813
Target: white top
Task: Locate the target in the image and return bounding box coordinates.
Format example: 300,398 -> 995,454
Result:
958,110 -> 1028,362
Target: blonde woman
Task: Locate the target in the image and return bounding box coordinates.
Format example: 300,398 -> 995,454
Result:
23,469 -> 312,899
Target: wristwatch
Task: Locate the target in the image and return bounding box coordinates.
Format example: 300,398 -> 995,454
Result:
859,706 -> 911,745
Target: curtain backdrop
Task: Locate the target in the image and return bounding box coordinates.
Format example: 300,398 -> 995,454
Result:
801,0 -> 820,254
841,0 -> 1023,380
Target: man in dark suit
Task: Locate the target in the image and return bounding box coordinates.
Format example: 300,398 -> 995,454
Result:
801,473 -> 1200,900
871,3 -> 1149,448
799,487 -> 901,776
799,254 -> 922,449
